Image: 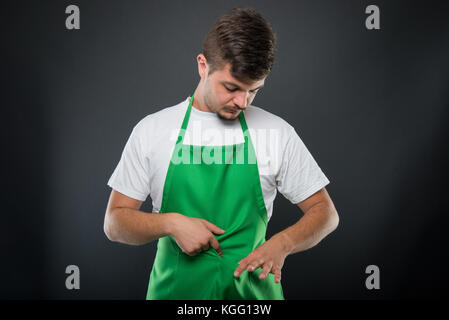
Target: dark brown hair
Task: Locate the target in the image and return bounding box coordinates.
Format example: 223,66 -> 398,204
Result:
202,7 -> 277,83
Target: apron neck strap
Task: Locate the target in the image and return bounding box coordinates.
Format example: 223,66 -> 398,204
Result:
177,92 -> 195,144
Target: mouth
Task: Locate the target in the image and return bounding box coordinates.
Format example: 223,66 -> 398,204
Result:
226,108 -> 239,114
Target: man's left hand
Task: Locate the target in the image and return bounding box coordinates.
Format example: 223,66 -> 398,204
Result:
233,233 -> 292,283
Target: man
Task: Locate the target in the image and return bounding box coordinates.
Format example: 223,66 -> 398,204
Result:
104,7 -> 339,300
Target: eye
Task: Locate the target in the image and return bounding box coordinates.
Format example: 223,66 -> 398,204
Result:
225,86 -> 238,92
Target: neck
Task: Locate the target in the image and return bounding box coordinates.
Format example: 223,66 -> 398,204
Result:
192,82 -> 213,113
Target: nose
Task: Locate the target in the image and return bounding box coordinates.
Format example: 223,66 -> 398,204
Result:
233,91 -> 249,110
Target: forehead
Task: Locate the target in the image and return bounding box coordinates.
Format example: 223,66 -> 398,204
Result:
212,63 -> 265,89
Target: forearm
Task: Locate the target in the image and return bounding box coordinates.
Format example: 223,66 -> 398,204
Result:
274,201 -> 339,256
104,207 -> 176,246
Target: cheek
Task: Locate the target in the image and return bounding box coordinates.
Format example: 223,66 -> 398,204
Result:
211,86 -> 224,103
215,91 -> 230,106
206,86 -> 218,103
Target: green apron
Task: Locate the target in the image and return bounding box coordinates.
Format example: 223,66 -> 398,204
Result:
146,92 -> 284,300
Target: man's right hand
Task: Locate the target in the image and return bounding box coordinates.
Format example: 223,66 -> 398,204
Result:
168,213 -> 225,257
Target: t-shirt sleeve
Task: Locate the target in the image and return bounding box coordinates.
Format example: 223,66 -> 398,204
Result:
276,125 -> 330,204
107,120 -> 150,201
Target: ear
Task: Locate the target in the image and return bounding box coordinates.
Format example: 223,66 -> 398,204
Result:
197,54 -> 208,79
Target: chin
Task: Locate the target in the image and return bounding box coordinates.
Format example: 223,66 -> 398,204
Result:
218,111 -> 239,120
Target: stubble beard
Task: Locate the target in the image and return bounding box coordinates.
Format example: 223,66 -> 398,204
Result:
204,91 -> 238,121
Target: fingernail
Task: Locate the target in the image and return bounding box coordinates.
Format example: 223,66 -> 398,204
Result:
234,272 -> 238,277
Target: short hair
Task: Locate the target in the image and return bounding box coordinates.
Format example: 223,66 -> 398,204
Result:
202,7 -> 277,83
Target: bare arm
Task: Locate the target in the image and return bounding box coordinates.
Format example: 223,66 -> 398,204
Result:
103,190 -> 225,256
276,187 -> 339,255
234,187 -> 339,282
103,190 -> 175,245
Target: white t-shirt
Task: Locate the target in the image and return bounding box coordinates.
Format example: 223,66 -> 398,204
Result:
107,97 -> 330,222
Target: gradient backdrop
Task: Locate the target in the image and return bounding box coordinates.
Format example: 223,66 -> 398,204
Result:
2,0 -> 448,299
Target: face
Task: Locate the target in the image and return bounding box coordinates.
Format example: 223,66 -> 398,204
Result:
199,56 -> 266,120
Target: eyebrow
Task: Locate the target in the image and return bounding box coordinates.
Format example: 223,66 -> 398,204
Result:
222,81 -> 264,91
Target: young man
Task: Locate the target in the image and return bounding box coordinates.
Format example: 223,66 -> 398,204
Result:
104,7 -> 339,300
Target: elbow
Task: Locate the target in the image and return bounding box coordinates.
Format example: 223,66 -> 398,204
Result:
103,209 -> 118,242
323,199 -> 339,233
329,207 -> 340,232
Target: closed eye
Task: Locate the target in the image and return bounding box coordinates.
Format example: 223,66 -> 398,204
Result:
225,86 -> 238,93
225,86 -> 258,94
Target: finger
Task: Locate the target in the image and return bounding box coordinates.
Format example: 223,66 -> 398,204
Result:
234,259 -> 250,277
273,267 -> 282,283
185,249 -> 196,257
209,236 -> 222,257
259,262 -> 273,280
201,243 -> 210,252
202,220 -> 225,235
247,258 -> 265,272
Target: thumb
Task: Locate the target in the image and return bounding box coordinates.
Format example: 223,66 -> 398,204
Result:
201,219 -> 225,235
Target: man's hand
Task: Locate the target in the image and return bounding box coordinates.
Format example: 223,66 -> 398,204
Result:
170,213 -> 225,257
233,233 -> 292,283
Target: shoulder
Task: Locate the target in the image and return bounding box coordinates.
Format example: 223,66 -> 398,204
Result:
244,104 -> 307,159
136,98 -> 188,129
132,97 -> 188,138
244,104 -> 296,134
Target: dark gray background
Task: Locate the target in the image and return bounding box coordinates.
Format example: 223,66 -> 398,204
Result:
2,0 -> 448,299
